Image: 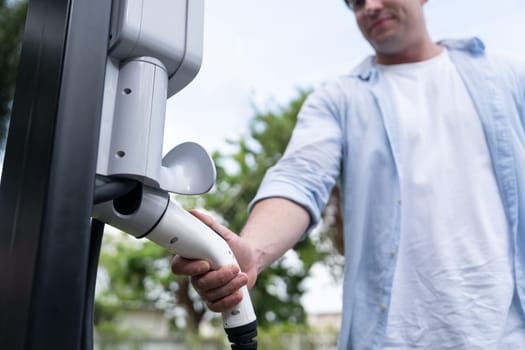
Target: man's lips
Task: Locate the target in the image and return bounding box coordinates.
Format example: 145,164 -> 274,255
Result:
368,16 -> 394,33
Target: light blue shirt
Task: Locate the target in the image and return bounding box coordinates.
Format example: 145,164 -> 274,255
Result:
250,38 -> 525,349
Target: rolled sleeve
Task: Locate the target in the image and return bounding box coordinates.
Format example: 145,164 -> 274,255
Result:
249,83 -> 344,234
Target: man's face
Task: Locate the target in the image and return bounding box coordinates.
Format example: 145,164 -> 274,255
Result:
348,0 -> 428,56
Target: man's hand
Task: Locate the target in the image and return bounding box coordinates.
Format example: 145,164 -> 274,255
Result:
172,198 -> 309,312
171,210 -> 258,312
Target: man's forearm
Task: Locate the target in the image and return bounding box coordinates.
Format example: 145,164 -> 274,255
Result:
240,197 -> 310,274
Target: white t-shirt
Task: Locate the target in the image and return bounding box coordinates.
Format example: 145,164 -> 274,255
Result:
377,50 -> 525,348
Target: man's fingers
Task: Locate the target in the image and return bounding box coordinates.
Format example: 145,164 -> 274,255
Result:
188,209 -> 216,227
171,255 -> 210,276
207,290 -> 244,313
191,264 -> 241,292
170,213 -> 250,314
199,273 -> 248,303
189,209 -> 237,242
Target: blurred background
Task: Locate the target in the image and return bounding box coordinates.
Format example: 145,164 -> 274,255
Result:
1,0 -> 524,348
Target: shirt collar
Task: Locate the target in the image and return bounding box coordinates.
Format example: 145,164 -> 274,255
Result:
349,37 -> 486,83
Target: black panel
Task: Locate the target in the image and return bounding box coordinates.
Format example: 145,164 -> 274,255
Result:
0,0 -> 111,348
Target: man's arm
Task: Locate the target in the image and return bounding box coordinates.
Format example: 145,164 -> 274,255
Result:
241,197 -> 310,275
172,82 -> 343,311
171,197 -> 310,312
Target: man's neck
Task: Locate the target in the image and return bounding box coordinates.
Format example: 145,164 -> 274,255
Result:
375,41 -> 443,65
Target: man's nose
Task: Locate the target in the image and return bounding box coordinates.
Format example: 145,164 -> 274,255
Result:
363,0 -> 384,14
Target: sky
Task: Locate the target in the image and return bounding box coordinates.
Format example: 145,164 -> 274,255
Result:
1,0 -> 525,314
163,0 -> 525,314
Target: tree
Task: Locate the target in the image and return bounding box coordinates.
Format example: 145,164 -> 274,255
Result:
188,91 -> 344,327
0,0 -> 27,150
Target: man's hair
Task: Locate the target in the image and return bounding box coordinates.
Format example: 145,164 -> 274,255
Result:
343,0 -> 354,11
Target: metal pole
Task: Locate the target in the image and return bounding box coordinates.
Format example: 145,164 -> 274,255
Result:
0,0 -> 111,348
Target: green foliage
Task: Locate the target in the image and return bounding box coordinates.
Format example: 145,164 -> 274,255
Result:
98,235 -> 171,305
0,0 -> 27,148
257,323 -> 316,350
95,233 -> 180,336
203,93 -> 309,229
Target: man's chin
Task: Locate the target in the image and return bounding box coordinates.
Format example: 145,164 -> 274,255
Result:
369,36 -> 399,54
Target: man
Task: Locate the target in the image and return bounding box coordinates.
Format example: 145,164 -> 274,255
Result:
172,0 -> 525,348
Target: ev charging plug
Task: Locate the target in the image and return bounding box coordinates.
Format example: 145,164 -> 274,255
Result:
93,183 -> 257,349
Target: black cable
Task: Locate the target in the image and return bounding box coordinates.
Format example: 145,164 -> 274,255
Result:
83,178 -> 137,349
82,219 -> 105,350
226,321 -> 258,350
93,179 -> 138,204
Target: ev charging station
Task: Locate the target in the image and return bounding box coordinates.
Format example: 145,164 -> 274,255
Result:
0,0 -> 257,349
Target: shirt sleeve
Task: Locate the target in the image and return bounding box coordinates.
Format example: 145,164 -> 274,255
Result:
249,82 -> 345,233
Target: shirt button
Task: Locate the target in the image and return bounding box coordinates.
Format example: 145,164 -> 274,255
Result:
390,250 -> 396,256
380,304 -> 387,312
397,200 -> 402,205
